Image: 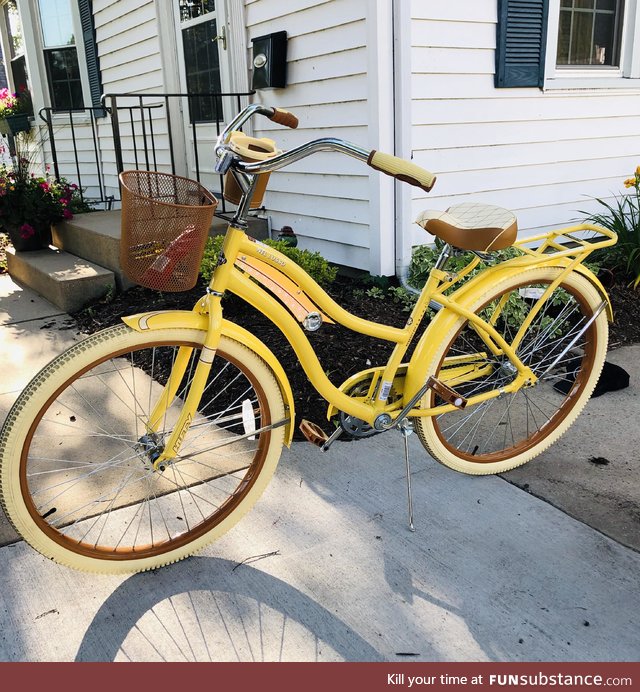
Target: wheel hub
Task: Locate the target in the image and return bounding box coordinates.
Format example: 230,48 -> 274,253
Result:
136,433 -> 167,471
496,359 -> 518,381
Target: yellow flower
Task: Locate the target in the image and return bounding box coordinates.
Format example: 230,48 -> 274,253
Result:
9,185 -> 14,191
636,165 -> 640,176
623,178 -> 636,188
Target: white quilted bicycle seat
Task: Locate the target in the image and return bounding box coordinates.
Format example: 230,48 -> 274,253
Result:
416,202 -> 518,251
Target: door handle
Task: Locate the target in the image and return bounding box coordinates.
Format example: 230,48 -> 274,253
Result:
213,25 -> 227,50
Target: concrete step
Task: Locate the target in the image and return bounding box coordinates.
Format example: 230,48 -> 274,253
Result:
52,211 -> 131,291
53,210 -> 269,290
6,247 -> 115,314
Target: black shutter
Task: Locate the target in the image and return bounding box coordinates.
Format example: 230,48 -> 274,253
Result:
78,0 -> 105,115
495,0 -> 550,88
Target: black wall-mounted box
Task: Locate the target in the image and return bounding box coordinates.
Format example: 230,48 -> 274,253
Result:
251,31 -> 288,89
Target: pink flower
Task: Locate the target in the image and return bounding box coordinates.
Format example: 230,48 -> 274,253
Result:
63,209 -> 73,220
39,182 -> 50,191
20,223 -> 36,240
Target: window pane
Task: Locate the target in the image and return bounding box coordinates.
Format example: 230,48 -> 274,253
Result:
556,0 -> 623,66
593,12 -> 616,63
10,55 -> 30,104
179,0 -> 215,22
5,1 -> 24,58
44,47 -> 83,110
557,11 -> 572,63
38,0 -> 75,47
571,10 -> 595,63
182,18 -> 222,122
561,0 -> 573,7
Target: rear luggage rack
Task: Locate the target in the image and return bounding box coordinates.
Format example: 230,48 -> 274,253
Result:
513,223 -> 617,263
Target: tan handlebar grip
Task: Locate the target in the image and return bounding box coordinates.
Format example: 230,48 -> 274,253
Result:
269,108 -> 299,129
367,150 -> 436,193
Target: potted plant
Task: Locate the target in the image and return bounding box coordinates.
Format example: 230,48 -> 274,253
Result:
0,86 -> 33,136
0,157 -> 85,251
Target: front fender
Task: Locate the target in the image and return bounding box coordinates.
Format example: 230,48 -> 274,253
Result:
122,310 -> 295,447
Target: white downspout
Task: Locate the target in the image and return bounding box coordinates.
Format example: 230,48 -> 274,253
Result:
393,0 -> 414,280
366,0 -> 395,277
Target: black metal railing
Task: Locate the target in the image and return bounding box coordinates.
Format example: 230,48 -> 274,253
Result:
39,105 -> 112,208
39,90 -> 255,214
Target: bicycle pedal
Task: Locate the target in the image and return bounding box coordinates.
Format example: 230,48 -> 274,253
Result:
427,376 -> 468,409
299,419 -> 329,447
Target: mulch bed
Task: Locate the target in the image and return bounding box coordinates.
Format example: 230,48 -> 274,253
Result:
71,273 -> 640,440
604,283 -> 640,347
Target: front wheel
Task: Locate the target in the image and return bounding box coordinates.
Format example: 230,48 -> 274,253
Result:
415,267 -> 608,474
0,325 -> 286,573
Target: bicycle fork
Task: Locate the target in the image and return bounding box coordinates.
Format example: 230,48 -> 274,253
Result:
149,292 -> 224,470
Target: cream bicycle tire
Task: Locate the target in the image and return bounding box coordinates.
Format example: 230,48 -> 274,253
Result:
0,325 -> 285,574
414,267 -> 608,475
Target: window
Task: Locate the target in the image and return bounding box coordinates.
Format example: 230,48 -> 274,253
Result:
178,0 -> 223,123
557,0 -> 624,66
38,0 -> 83,110
496,0 -> 640,88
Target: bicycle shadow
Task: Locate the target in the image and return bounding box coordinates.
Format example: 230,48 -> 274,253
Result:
74,556 -> 383,662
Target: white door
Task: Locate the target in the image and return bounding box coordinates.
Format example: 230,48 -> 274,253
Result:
174,0 -> 231,189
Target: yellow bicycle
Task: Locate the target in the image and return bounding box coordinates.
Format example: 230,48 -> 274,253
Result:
0,104 -> 617,573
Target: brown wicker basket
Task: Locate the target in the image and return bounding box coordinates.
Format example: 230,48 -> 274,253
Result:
120,171 -> 218,292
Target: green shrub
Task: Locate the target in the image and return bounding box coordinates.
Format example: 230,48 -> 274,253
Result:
383,241 -> 527,319
200,235 -> 225,282
583,166 -> 640,289
200,235 -> 338,287
407,241 -> 524,288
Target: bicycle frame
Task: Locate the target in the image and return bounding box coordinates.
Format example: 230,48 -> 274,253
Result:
122,105 -> 617,466
125,215 -> 615,469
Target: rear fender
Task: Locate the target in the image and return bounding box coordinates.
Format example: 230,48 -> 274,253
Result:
404,260 -> 612,404
122,310 -> 295,446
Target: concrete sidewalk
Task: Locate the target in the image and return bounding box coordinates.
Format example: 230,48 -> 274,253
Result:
0,273 -> 638,662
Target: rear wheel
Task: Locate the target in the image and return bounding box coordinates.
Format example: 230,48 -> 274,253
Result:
0,325 -> 286,573
415,268 -> 608,474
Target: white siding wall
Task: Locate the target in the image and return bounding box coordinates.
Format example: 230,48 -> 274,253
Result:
408,2 -> 640,249
245,0 -> 373,270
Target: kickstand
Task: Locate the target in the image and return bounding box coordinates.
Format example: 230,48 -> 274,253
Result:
399,421 -> 416,532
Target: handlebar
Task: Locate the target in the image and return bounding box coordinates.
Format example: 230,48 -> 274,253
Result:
215,104 -> 437,195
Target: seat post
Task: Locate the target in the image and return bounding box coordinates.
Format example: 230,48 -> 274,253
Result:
434,243 -> 453,271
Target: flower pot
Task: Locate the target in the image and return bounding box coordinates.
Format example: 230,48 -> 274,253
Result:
276,226 -> 298,247
4,114 -> 31,135
4,222 -> 52,252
